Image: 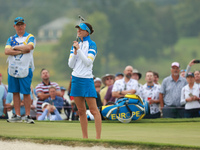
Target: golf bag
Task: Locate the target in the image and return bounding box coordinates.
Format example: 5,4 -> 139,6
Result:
100,94 -> 149,123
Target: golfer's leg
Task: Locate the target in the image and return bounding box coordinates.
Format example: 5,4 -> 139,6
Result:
74,97 -> 88,138
86,97 -> 101,139
23,94 -> 31,116
13,93 -> 21,116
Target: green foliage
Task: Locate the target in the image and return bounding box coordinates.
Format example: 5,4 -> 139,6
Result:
53,23 -> 76,79
1,0 -> 200,81
174,0 -> 200,37
54,12 -> 111,77
87,12 -> 111,75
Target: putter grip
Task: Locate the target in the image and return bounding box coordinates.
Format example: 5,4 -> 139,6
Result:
74,38 -> 79,49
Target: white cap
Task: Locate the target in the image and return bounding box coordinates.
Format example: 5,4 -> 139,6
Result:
94,77 -> 102,83
171,62 -> 180,68
42,102 -> 49,109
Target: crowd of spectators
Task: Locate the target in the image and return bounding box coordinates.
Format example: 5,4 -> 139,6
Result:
1,59 -> 200,121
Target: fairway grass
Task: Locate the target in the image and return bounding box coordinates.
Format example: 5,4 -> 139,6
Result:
1,118 -> 200,149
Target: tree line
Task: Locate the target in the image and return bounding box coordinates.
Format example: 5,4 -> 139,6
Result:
0,0 -> 200,78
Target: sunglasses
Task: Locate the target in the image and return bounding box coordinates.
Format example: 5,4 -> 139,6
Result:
106,77 -> 113,80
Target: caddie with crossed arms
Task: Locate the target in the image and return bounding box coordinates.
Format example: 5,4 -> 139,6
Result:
5,17 -> 36,124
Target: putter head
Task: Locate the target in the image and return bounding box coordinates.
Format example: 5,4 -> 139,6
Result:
78,15 -> 85,21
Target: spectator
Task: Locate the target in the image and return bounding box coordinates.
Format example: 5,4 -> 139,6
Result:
37,102 -> 62,121
185,59 -> 200,85
103,72 -> 124,105
92,78 -> 102,108
35,68 -> 61,118
94,77 -> 102,93
132,69 -> 142,81
5,92 -> 33,120
132,69 -> 143,97
153,72 -> 160,85
0,73 -> 8,93
30,86 -> 37,120
60,86 -> 71,120
180,69 -> 186,78
141,71 -> 161,119
159,62 -> 187,118
100,74 -> 115,104
5,17 -> 35,124
194,70 -> 200,85
115,72 -> 124,80
44,86 -> 63,114
67,77 -> 77,121
185,59 -> 196,76
112,66 -> 138,99
181,72 -> 200,118
0,84 -> 7,119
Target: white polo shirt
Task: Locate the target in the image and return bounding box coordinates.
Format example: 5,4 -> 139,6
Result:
181,83 -> 200,110
112,78 -> 138,92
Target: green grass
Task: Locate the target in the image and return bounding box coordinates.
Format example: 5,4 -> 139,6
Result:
1,118 -> 200,149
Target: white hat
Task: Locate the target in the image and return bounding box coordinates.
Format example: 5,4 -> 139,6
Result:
171,62 -> 180,68
94,77 -> 102,83
101,74 -> 115,85
132,69 -> 142,80
42,102 -> 49,109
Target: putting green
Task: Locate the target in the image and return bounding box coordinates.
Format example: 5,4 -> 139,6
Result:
0,118 -> 200,148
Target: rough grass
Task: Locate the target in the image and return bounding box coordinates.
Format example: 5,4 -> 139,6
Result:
1,118 -> 200,149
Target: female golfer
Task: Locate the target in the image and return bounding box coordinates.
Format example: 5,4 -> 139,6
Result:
68,22 -> 101,139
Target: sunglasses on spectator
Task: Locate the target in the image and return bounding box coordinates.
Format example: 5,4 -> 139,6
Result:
16,23 -> 24,26
106,77 -> 113,80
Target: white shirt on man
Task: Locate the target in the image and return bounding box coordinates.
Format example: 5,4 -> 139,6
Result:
112,78 -> 138,93
140,83 -> 160,114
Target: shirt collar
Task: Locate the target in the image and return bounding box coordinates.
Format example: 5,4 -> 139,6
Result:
79,35 -> 90,42
14,31 -> 29,37
42,81 -> 51,86
170,75 -> 181,82
144,83 -> 155,89
186,83 -> 197,90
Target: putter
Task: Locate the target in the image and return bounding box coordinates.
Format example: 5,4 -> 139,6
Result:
76,15 -> 85,41
74,15 -> 85,50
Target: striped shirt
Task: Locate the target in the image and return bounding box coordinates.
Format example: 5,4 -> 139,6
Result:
35,82 -> 60,114
160,75 -> 187,107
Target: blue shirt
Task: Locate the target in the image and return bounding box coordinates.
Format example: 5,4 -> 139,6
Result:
44,96 -> 63,112
160,75 -> 187,107
0,85 -> 7,116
